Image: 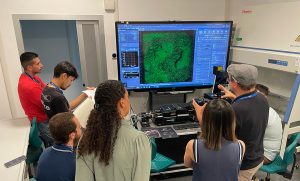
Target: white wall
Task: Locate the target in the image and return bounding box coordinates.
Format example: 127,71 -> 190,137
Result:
0,50 -> 12,120
118,0 -> 226,21
0,0 -> 226,119
228,0 -> 300,51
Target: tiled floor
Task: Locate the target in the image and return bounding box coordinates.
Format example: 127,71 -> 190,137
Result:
153,153 -> 300,181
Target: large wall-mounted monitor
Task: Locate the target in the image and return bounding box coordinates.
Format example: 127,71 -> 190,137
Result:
115,21 -> 232,91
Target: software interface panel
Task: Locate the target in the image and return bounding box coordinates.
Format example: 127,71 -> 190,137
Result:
116,22 -> 231,90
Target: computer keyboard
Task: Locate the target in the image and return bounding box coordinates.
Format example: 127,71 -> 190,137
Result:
173,123 -> 200,130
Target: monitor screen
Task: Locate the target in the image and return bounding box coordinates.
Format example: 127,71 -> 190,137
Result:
115,21 -> 232,91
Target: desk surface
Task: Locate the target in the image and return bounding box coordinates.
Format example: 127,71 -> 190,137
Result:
0,117 -> 30,181
138,121 -> 200,137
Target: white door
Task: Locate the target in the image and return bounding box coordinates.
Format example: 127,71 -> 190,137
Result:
76,20 -> 107,87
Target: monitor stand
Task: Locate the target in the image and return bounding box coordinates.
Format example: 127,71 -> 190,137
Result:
149,90 -> 194,111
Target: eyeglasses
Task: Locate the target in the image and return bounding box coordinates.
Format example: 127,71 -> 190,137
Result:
227,75 -> 239,83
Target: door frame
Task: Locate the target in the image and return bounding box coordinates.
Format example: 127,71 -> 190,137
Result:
13,14 -> 104,53
76,20 -> 107,86
13,14 -> 108,85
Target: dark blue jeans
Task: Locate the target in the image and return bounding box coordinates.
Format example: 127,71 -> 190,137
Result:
37,121 -> 54,147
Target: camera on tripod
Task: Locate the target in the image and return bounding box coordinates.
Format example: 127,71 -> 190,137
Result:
198,66 -> 231,103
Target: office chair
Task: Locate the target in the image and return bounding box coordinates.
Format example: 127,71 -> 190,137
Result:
150,138 -> 176,173
26,117 -> 43,178
259,133 -> 300,181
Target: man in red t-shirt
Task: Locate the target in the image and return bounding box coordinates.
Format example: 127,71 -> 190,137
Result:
18,52 -> 53,146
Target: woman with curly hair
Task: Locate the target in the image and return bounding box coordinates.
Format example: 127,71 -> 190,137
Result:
75,80 -> 151,181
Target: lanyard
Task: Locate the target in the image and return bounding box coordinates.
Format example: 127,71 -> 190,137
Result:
24,72 -> 42,87
50,81 -> 63,94
232,92 -> 258,104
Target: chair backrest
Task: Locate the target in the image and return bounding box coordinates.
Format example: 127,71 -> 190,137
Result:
29,117 -> 43,148
150,137 -> 157,160
283,133 -> 300,165
150,137 -> 176,173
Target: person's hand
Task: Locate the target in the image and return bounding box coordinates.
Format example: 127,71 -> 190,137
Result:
83,87 -> 96,99
192,99 -> 206,124
217,84 -> 236,100
86,87 -> 95,90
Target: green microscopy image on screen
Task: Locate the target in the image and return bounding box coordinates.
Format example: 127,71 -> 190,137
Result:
140,31 -> 195,84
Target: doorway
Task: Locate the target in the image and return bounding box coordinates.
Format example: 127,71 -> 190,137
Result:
14,15 -> 107,101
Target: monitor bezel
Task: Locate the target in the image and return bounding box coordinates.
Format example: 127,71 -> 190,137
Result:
115,21 -> 233,92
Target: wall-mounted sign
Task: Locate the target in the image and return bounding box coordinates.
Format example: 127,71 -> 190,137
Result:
242,10 -> 253,14
268,59 -> 288,67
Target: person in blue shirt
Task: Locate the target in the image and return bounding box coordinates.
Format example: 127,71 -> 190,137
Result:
36,112 -> 82,181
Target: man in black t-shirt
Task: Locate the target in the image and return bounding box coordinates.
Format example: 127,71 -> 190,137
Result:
218,64 -> 269,181
41,61 -> 89,119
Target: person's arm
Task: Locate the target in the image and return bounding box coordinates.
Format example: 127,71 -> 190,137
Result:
30,86 -> 43,107
238,140 -> 246,158
192,99 -> 206,125
233,107 -> 241,135
132,134 -> 151,181
69,93 -> 87,110
218,84 -> 236,100
70,87 -> 95,110
184,140 -> 195,168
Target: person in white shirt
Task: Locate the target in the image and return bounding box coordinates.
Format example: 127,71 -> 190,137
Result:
256,84 -> 283,164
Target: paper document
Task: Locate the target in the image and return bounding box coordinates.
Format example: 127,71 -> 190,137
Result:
82,89 -> 96,103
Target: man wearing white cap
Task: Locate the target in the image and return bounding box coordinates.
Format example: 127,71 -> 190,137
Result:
218,64 -> 269,181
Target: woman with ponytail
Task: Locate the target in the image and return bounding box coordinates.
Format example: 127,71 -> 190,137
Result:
76,80 -> 151,181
